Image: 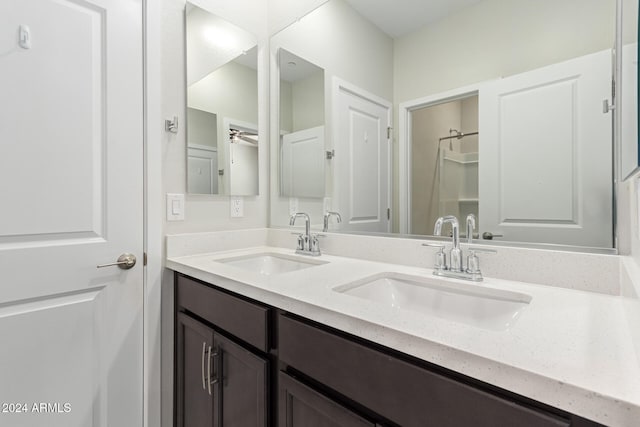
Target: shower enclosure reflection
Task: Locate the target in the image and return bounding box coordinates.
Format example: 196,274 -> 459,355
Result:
410,96 -> 479,237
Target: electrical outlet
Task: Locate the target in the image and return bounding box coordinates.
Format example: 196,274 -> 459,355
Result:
289,198 -> 299,215
230,197 -> 244,218
166,193 -> 184,221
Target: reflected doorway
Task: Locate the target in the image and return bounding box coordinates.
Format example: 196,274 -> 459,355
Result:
410,95 -> 479,237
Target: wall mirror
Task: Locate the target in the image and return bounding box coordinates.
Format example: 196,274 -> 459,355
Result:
279,49 -> 326,198
186,2 -> 259,196
269,0 -> 637,251
621,0 -> 639,179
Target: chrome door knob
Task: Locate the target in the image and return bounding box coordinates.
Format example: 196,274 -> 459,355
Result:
482,232 -> 503,240
97,253 -> 137,270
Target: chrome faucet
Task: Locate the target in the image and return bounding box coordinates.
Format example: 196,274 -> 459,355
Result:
429,214 -> 495,281
434,215 -> 462,272
465,214 -> 476,244
323,211 -> 342,232
289,212 -> 321,256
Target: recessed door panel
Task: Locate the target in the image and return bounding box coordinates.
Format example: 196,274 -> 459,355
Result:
499,79 -> 577,222
0,0 -> 105,239
349,109 -> 381,222
0,290 -> 103,426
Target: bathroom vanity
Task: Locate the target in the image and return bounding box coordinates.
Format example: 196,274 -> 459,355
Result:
176,273 -> 603,426
168,229 -> 640,427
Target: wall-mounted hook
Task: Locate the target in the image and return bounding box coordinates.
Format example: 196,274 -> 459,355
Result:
19,25 -> 31,50
165,116 -> 178,133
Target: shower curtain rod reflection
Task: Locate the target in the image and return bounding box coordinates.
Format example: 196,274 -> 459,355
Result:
438,131 -> 478,142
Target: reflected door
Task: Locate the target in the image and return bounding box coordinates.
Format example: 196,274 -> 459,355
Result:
281,126 -> 325,198
479,49 -> 613,247
334,80 -> 392,233
0,0 -> 144,426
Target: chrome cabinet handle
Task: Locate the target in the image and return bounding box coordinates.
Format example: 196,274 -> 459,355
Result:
96,253 -> 137,270
207,346 -> 212,396
201,342 -> 207,390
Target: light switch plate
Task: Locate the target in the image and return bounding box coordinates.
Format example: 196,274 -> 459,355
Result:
230,197 -> 244,218
166,193 -> 185,221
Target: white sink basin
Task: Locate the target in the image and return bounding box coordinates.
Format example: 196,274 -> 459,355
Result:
334,273 -> 531,331
216,253 -> 327,276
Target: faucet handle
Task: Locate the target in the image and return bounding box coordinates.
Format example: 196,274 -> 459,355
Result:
309,234 -> 321,256
422,243 -> 446,271
466,247 -> 496,274
296,234 -> 306,251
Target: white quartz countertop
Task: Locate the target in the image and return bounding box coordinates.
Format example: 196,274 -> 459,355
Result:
167,245 -> 640,427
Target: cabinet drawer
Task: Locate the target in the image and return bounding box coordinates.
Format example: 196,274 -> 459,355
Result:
177,274 -> 270,352
279,314 -> 569,427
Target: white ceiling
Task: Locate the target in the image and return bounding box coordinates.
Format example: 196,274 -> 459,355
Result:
279,49 -> 324,82
343,0 -> 483,38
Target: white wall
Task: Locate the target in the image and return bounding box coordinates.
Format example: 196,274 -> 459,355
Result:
187,108 -> 217,148
162,0 -> 269,236
279,70 -> 324,133
269,0 -> 393,229
292,72 -> 324,130
394,0 -> 615,104
189,60 -> 259,194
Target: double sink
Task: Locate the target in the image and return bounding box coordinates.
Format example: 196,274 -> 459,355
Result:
215,252 -> 531,331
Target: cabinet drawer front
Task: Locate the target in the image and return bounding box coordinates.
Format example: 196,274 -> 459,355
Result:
279,314 -> 569,427
177,275 -> 270,352
279,372 -> 375,427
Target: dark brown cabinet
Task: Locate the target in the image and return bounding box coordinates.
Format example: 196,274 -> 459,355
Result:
174,273 -> 603,427
175,275 -> 269,427
176,313 -> 216,427
279,313 -> 573,427
278,372 -> 375,427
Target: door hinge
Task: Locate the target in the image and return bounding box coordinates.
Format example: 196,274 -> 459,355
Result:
387,208 -> 390,220
603,78 -> 617,113
387,126 -> 392,139
603,99 -> 615,113
143,252 -> 147,266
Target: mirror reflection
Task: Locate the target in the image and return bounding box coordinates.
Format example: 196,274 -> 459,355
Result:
271,0 -> 621,249
186,3 -> 259,196
279,49 -> 326,198
622,0 -> 639,179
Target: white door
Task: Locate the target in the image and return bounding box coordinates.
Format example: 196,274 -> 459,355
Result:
334,79 -> 392,233
0,1 -> 143,426
188,145 -> 218,194
281,126 -> 325,198
479,49 -> 613,247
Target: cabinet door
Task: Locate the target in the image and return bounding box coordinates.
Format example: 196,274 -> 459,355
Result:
279,372 -> 375,427
215,333 -> 268,427
176,313 -> 216,427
